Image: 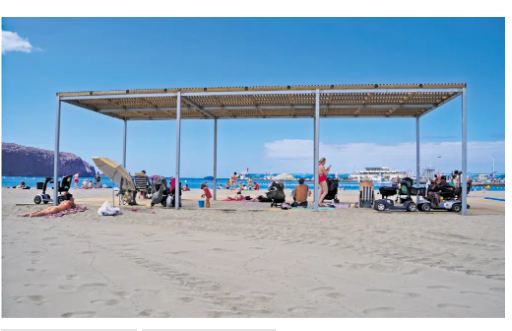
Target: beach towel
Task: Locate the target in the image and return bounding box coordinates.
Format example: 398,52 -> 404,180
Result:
97,201 -> 122,216
47,205 -> 88,218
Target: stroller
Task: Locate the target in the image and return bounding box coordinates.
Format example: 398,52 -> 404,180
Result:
150,176 -> 169,207
34,175 -> 72,204
150,176 -> 182,207
323,178 -> 340,203
267,181 -> 286,207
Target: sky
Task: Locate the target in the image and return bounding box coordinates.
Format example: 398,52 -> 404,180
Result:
2,18 -> 505,177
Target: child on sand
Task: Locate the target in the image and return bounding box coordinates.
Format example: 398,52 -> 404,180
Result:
201,183 -> 212,208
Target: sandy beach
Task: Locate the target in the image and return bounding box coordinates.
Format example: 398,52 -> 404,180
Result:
1,187 -> 504,317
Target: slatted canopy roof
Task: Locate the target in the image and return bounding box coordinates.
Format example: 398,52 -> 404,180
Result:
53,82 -> 469,214
58,83 -> 465,120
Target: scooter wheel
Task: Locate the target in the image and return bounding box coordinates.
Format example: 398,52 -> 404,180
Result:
375,201 -> 386,211
420,203 -> 431,212
451,204 -> 462,212
406,202 -> 417,212
34,196 -> 42,204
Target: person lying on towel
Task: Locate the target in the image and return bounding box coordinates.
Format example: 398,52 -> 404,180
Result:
22,194 -> 75,217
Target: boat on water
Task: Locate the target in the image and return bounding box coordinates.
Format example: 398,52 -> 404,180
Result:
349,167 -> 408,183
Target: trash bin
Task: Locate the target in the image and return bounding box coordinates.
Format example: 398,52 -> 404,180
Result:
359,180 -> 374,208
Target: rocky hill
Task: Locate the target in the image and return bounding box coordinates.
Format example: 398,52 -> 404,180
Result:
2,142 -> 95,177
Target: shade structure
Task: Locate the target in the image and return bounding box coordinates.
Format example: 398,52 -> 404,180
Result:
55,83 -> 468,215
92,156 -> 135,191
58,83 -> 464,120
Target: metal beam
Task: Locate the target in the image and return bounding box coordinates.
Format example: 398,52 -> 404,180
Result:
419,92 -> 462,117
123,114 -> 420,121
60,88 -> 464,103
175,92 -> 182,210
53,97 -> 61,205
99,104 -> 433,114
461,88 -> 468,215
213,118 -> 218,200
313,89 -> 320,211
123,119 -> 127,168
60,92 -> 177,101
319,88 -> 464,95
182,88 -> 463,97
182,96 -> 215,118
183,90 -> 316,97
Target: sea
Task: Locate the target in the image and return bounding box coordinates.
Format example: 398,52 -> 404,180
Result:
1,175 -> 505,191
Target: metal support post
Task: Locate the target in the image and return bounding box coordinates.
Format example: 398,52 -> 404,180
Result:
461,88 -> 468,215
175,92 -> 182,210
123,119 -> 127,168
313,89 -> 320,211
53,96 -> 62,205
213,118 -> 218,200
416,116 -> 421,203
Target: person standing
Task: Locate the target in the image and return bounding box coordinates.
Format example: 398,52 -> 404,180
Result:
201,183 -> 212,208
318,157 -> 331,206
230,172 -> 238,187
73,173 -> 79,188
95,171 -> 101,188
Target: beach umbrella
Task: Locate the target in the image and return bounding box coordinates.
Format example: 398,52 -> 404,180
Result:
92,156 -> 135,190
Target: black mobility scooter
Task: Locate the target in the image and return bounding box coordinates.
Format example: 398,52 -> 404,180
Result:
374,177 -> 426,212
417,179 -> 471,212
34,175 -> 73,204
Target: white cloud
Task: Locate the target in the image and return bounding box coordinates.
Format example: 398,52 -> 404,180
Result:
2,30 -> 36,53
263,139 -> 504,174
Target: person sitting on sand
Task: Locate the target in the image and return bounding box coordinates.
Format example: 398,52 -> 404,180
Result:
291,178 -> 310,207
14,181 -> 29,189
254,182 -> 260,190
22,194 -> 75,217
225,191 -> 251,201
81,180 -> 89,189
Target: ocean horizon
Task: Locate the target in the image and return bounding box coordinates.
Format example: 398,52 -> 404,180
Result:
2,174 -> 505,192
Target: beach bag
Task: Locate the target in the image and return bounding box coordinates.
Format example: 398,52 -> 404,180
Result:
98,201 -> 122,216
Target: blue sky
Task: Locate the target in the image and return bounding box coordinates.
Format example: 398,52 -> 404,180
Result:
2,18 -> 504,177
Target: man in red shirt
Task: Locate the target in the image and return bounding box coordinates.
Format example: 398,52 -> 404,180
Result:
201,183 -> 212,208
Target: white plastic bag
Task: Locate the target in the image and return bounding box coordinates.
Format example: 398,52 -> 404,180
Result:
97,201 -> 122,216
166,195 -> 173,207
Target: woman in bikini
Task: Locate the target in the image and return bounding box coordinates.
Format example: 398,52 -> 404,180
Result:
318,157 -> 331,206
22,195 -> 75,217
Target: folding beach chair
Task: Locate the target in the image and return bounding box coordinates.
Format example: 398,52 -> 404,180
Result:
134,172 -> 151,198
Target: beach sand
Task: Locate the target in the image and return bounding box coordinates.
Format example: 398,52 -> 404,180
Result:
1,187 -> 504,317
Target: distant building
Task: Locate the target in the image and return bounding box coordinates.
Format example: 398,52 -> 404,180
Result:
350,167 -> 408,183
